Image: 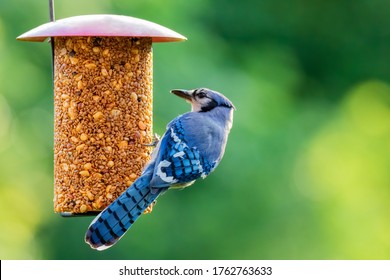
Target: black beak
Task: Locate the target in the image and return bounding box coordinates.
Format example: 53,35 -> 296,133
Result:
171,89 -> 193,101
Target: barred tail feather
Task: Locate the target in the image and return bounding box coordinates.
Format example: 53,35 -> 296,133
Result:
85,175 -> 161,250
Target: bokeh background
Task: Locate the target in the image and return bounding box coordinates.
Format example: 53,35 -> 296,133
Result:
0,0 -> 389,259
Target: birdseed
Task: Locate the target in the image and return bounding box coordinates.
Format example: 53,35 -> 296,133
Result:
53,36 -> 153,214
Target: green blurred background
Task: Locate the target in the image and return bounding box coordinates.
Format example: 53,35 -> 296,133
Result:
0,0 -> 389,259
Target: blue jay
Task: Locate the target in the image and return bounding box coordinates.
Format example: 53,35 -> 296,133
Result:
85,88 -> 235,250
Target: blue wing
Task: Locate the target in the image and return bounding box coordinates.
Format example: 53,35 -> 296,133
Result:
150,115 -> 216,188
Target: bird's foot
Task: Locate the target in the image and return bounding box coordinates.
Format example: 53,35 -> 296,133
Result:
144,133 -> 161,147
143,200 -> 157,214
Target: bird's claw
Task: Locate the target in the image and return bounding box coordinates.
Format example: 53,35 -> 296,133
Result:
144,133 -> 161,147
143,200 -> 157,214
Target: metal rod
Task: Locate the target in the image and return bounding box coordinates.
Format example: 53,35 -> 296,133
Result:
49,0 -> 55,22
49,0 -> 55,80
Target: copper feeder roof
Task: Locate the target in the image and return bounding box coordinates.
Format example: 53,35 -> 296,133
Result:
17,14 -> 187,43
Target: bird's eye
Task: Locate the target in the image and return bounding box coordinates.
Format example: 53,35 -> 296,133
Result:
197,92 -> 207,99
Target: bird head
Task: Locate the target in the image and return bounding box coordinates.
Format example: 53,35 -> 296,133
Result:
171,88 -> 235,112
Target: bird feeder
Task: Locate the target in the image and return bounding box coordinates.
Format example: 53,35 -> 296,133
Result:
17,14 -> 186,215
